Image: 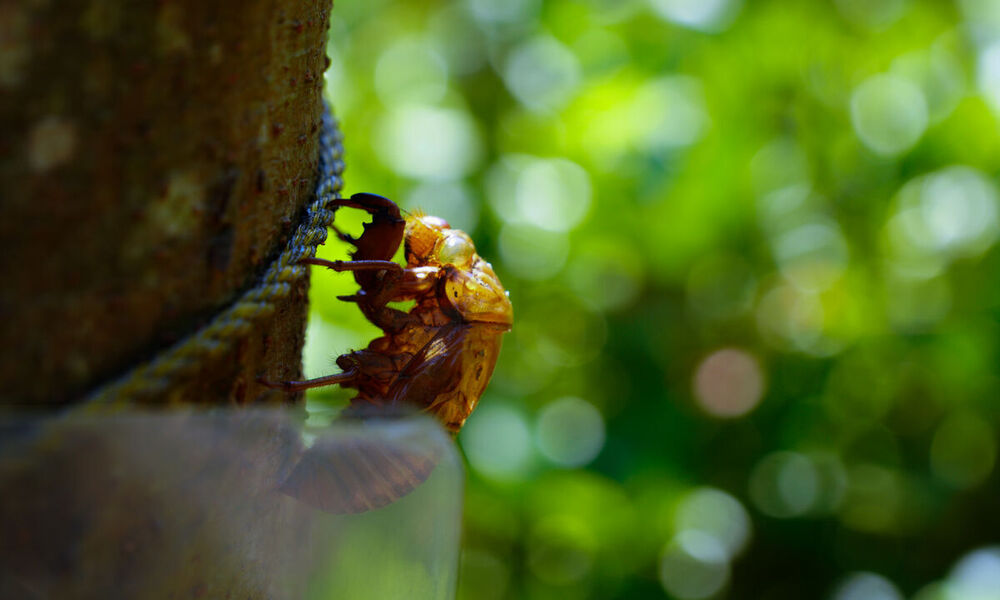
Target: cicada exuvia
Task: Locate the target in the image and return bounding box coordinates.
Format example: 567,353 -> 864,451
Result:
263,193 -> 512,512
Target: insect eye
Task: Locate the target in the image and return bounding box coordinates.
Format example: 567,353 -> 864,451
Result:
437,232 -> 475,266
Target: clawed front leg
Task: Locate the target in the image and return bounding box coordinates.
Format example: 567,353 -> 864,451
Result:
329,193 -> 405,264
330,193 -> 404,218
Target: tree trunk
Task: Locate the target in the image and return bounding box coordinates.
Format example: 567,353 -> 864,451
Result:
0,0 -> 331,406
0,2 -> 335,597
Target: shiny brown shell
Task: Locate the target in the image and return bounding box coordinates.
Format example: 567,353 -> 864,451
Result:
268,193 -> 512,513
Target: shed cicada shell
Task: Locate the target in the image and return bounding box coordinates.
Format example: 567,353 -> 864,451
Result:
262,193 -> 512,513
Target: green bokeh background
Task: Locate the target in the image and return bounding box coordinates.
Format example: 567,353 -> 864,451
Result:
308,0 -> 1000,598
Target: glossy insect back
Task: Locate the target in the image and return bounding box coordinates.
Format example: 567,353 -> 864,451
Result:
263,193 -> 512,513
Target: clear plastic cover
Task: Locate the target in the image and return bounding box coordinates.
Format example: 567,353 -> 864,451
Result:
0,409 -> 462,599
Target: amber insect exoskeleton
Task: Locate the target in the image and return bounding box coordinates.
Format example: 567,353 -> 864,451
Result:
262,193 -> 512,512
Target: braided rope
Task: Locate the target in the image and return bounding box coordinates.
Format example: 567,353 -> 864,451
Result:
82,104 -> 344,409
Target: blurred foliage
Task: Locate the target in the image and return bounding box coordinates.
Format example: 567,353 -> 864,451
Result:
307,0 -> 1000,598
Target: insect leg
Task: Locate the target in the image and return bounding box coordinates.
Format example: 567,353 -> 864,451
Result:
300,257 -> 403,274
330,193 -> 403,217
330,194 -> 405,266
359,303 -> 414,334
257,369 -> 358,392
299,256 -> 416,332
355,266 -> 444,333
330,223 -> 356,244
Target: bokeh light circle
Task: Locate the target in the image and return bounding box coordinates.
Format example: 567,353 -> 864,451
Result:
834,0 -> 907,30
693,348 -> 765,418
536,397 -> 606,468
467,0 -> 540,24
750,451 -> 835,518
633,76 -> 710,149
832,572 -> 903,600
498,223 -> 569,280
462,403 -> 534,481
503,35 -> 581,113
375,105 -> 482,180
885,166 -> 1000,283
918,167 -> 999,256
979,41 -> 1000,115
930,411 -> 997,489
850,73 -> 928,156
947,546 -> 1000,599
892,44 -> 965,124
772,219 -> 849,292
756,282 -> 843,356
649,0 -> 743,33
674,487 -> 752,559
514,158 -> 591,232
488,154 -> 592,233
659,531 -> 730,599
839,464 -> 905,533
406,181 -> 480,233
374,36 -> 448,106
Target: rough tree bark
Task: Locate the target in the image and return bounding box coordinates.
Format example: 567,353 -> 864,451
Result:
0,0 -> 330,406
0,2 -> 335,597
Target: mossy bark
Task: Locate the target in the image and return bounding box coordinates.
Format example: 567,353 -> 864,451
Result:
0,1 -> 335,597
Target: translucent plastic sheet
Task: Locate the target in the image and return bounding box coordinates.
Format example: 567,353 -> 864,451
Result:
0,409 -> 462,599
